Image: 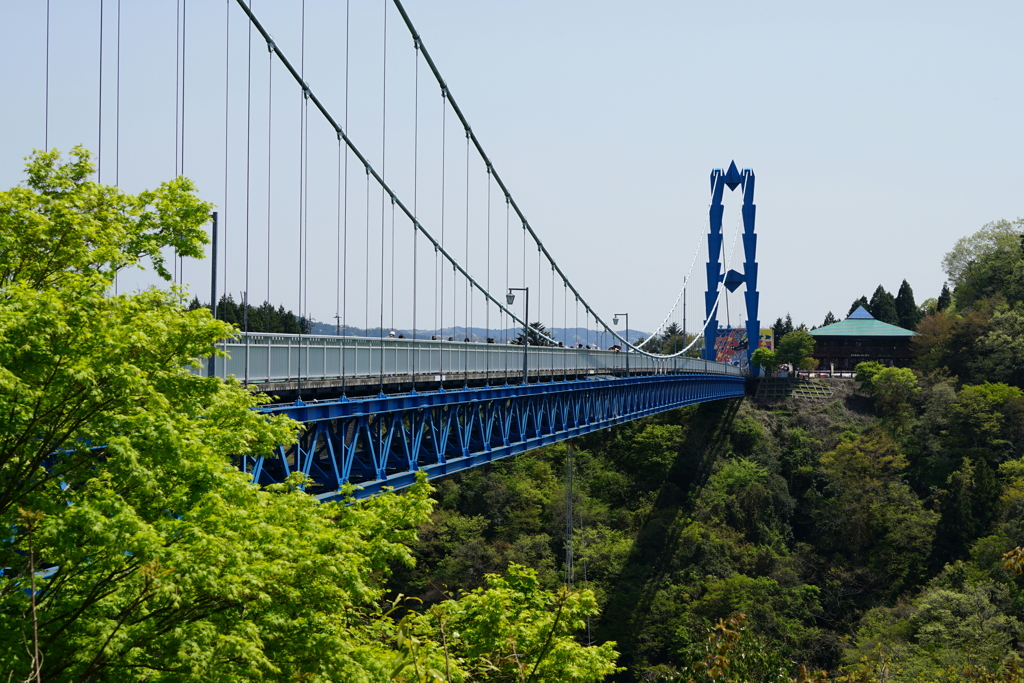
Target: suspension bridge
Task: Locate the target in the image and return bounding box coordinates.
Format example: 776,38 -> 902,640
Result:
10,0 -> 763,499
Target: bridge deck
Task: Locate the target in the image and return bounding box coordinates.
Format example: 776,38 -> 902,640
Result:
206,332 -> 742,400
208,333 -> 745,498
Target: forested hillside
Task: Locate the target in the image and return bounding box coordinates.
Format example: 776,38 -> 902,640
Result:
390,218 -> 1024,682
5,150 -> 1024,681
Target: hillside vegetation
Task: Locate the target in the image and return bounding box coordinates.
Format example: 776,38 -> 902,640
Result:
390,218 -> 1024,682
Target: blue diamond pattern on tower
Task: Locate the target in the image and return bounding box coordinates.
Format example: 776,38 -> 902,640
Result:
724,268 -> 746,292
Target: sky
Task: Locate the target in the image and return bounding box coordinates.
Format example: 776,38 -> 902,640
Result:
2,0 -> 1023,336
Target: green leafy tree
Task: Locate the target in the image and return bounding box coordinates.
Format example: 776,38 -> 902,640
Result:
854,360 -> 885,388
776,329 -> 817,370
0,147 -> 213,517
0,150 -> 617,682
933,458 -> 1000,563
814,435 -> 939,587
680,614 -> 826,683
917,297 -> 938,320
942,218 -> 1024,308
751,347 -> 780,375
846,570 -> 1022,680
410,564 -> 621,682
969,306 -> 1024,388
943,383 -> 1024,462
871,367 -> 920,418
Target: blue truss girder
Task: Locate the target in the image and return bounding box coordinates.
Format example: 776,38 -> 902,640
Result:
244,373 -> 745,499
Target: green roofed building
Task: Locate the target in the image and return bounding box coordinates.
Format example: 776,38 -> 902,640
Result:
809,306 -> 917,371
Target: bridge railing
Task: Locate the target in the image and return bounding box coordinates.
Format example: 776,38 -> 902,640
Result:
200,333 -> 743,383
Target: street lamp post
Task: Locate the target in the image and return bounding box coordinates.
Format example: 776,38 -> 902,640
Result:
613,313 -> 629,377
507,288 -> 529,385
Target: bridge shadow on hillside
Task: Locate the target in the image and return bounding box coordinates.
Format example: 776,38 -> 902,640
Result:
596,397 -> 742,679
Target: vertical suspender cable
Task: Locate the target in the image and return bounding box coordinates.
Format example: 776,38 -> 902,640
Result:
485,164 -> 491,383
297,0 -> 305,394
114,0 -> 121,295
180,0 -> 188,286
465,131 -> 470,346
439,91 -> 446,383
390,201 -> 395,330
504,196 -> 509,376
98,0 -> 104,182
302,103 -> 309,329
464,131 -> 470,384
45,0 -> 50,150
223,0 -> 230,319
297,0 -> 304,324
181,0 -> 186,176
303,89 -> 310,366
173,0 -> 180,285
365,168 -> 370,335
175,0 -> 180,178
411,37 -> 418,389
341,0 -> 349,393
115,0 -> 120,186
244,0 -> 253,382
266,45 -> 272,332
379,0 -> 387,390
335,139 -> 341,331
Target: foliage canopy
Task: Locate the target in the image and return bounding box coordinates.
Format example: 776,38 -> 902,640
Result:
0,150 -> 616,682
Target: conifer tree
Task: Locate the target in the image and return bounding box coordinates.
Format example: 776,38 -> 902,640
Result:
895,279 -> 920,330
868,285 -> 899,325
937,282 -> 952,311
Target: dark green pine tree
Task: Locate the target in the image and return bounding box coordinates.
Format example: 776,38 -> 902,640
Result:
894,279 -> 920,330
772,314 -> 795,345
190,298 -> 309,334
217,294 -> 241,327
868,285 -> 899,325
822,311 -> 838,327
661,322 -> 684,355
848,296 -> 869,317
937,282 -> 952,312
514,321 -> 554,346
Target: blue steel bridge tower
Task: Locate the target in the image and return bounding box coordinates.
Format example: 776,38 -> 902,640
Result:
702,161 -> 760,375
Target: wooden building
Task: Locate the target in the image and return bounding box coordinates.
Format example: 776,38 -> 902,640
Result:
809,306 -> 916,371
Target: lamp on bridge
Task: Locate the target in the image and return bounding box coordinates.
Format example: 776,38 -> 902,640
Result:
613,313 -> 629,378
507,287 -> 529,385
